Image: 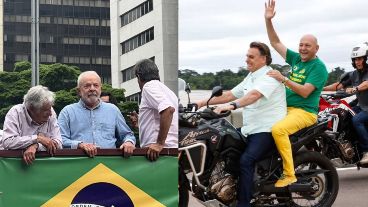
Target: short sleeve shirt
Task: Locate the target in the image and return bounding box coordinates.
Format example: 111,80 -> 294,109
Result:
231,65 -> 287,136
139,80 -> 178,148
285,49 -> 328,114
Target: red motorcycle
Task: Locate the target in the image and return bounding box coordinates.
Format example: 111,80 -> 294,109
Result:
317,91 -> 368,168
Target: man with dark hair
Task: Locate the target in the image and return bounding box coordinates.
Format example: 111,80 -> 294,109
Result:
100,91 -> 118,106
130,59 -> 178,161
324,42 -> 368,164
196,41 -> 286,206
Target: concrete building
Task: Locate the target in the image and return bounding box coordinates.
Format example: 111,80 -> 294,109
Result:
110,0 -> 178,101
1,0 -> 111,83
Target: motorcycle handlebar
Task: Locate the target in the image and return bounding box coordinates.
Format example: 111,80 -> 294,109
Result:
321,91 -> 354,100
199,107 -> 231,119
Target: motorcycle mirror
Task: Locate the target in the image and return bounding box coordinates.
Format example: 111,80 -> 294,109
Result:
207,86 -> 223,108
211,86 -> 223,97
178,78 -> 186,92
185,83 -> 191,103
185,83 -> 191,94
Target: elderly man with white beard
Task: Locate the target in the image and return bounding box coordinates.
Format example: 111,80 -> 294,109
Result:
58,71 -> 136,157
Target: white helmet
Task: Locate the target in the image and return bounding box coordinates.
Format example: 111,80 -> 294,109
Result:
351,42 -> 368,58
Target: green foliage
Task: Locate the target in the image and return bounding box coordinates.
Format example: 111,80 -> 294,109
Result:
326,67 -> 345,86
13,61 -> 31,72
101,84 -> 126,103
54,90 -> 79,115
179,64 -> 342,90
0,61 -> 136,130
40,63 -> 81,91
0,106 -> 12,129
179,68 -> 248,90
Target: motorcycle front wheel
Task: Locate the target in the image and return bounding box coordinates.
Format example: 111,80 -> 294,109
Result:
279,151 -> 339,207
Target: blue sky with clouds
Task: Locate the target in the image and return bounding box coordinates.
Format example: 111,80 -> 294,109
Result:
179,0 -> 368,74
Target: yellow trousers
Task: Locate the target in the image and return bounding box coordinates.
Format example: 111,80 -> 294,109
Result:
271,107 -> 317,177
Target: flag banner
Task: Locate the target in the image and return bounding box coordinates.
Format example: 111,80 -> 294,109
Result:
0,149 -> 178,207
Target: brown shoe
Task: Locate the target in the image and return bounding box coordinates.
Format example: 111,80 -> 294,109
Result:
359,152 -> 368,165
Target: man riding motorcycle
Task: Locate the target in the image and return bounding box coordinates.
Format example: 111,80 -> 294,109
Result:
196,41 -> 286,207
323,42 -> 368,164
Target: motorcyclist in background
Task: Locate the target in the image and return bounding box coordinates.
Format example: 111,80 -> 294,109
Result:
323,42 -> 368,164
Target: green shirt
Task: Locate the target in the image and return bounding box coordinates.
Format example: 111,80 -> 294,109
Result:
285,49 -> 328,114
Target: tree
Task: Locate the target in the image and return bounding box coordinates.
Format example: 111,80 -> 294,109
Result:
326,67 -> 345,86
40,63 -> 80,91
13,61 -> 31,72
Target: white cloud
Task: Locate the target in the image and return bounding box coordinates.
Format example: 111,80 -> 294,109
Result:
179,0 -> 368,74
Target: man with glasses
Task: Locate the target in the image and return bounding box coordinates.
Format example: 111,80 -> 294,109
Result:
58,71 -> 136,157
196,42 -> 286,207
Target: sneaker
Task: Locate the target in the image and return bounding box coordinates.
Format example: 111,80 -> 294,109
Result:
275,174 -> 297,188
359,152 -> 368,165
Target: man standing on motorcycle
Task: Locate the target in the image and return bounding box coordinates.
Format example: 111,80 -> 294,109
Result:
264,0 -> 328,187
196,41 -> 286,207
323,42 -> 368,164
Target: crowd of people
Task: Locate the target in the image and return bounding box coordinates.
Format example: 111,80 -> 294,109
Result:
0,59 -> 178,164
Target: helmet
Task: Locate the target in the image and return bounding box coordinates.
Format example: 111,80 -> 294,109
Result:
351,42 -> 368,68
351,42 -> 368,58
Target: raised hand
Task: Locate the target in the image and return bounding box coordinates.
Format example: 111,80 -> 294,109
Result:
265,0 -> 276,20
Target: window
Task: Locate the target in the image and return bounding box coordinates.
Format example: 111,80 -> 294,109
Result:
121,27 -> 154,54
15,54 -> 29,61
126,92 -> 141,103
120,0 -> 153,27
121,56 -> 154,82
41,54 -> 56,62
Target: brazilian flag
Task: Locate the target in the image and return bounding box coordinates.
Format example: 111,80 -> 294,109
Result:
0,150 -> 178,207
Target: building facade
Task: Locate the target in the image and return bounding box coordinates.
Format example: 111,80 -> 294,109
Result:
2,0 -> 111,83
110,0 -> 178,101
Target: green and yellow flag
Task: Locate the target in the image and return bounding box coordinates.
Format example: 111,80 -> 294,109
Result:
0,155 -> 178,207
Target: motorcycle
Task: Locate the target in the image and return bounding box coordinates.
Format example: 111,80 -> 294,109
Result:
178,84 -> 339,207
318,90 -> 368,169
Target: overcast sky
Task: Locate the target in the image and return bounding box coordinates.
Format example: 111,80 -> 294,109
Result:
179,0 -> 368,74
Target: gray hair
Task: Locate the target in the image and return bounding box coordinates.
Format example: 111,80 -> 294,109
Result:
134,59 -> 160,82
77,71 -> 101,87
23,85 -> 55,110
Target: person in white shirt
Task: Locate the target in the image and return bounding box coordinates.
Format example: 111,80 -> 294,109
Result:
130,59 -> 178,161
196,42 -> 286,207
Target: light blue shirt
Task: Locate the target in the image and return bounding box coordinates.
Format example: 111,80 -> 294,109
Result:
58,100 -> 135,149
231,66 -> 286,136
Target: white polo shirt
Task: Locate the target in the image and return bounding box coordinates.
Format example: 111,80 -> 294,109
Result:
231,66 -> 286,136
139,80 -> 178,148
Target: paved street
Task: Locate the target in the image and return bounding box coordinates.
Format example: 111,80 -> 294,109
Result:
188,167 -> 368,207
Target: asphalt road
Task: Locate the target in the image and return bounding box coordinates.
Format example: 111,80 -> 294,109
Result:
188,167 -> 368,207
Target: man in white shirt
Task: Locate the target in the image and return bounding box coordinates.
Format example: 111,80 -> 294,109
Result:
130,59 -> 178,161
196,42 -> 286,207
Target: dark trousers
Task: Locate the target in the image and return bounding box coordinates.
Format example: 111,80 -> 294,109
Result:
237,132 -> 276,207
352,106 -> 368,152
